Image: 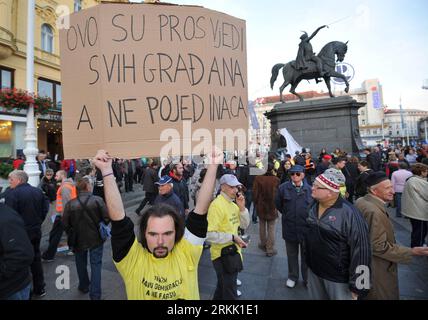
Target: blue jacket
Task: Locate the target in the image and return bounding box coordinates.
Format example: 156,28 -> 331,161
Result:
154,191 -> 185,219
4,183 -> 49,233
275,181 -> 313,242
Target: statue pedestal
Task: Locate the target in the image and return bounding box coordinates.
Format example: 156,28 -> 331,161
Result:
266,96 -> 365,156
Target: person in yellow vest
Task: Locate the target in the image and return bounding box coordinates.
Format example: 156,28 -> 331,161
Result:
42,170 -> 77,261
207,174 -> 250,300
92,148 -> 222,300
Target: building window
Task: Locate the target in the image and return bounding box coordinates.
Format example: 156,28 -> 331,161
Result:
0,67 -> 14,89
362,120 -> 365,125
373,129 -> 377,135
41,24 -> 54,53
38,78 -> 61,110
74,0 -> 82,12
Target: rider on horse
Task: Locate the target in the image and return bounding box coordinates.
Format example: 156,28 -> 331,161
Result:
295,25 -> 328,79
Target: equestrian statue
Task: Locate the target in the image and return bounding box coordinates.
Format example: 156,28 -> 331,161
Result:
270,25 -> 350,102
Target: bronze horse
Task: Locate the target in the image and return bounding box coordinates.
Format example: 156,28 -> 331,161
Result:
270,41 -> 349,102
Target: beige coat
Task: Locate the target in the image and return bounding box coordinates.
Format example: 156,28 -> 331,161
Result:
401,175 -> 428,221
355,194 -> 412,300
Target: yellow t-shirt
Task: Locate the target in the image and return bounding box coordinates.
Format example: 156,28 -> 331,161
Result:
207,194 -> 241,261
114,230 -> 203,300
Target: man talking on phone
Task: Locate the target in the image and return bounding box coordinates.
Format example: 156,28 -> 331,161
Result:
207,174 -> 250,300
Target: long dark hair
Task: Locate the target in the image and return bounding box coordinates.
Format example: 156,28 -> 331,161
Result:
139,203 -> 185,249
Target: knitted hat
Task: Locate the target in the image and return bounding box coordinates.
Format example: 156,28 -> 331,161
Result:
315,168 -> 346,193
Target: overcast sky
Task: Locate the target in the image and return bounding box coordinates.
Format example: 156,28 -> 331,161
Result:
133,0 -> 428,110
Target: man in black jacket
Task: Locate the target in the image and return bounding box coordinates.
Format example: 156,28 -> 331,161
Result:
364,148 -> 381,172
4,170 -> 50,298
0,204 -> 34,300
169,162 -> 190,216
135,160 -> 159,215
63,177 -> 109,300
153,176 -> 185,219
305,168 -> 371,300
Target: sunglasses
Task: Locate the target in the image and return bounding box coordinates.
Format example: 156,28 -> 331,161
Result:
290,172 -> 301,176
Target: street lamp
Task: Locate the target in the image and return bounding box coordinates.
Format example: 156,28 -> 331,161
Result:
23,0 -> 40,187
423,79 -> 428,143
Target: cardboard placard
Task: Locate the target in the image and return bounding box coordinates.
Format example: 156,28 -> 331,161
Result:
59,3 -> 248,159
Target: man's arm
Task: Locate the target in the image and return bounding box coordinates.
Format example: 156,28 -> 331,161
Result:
308,25 -> 327,41
93,150 -> 135,263
185,148 -> 222,241
193,147 -> 223,215
367,209 -> 412,263
4,191 -> 18,213
347,208 -> 371,297
93,150 -> 125,221
0,212 -> 34,280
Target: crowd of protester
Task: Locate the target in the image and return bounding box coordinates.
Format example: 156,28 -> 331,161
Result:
1,143 -> 427,300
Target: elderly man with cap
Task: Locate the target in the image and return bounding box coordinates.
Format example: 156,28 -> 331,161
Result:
207,174 -> 250,300
275,164 -> 313,288
355,171 -> 428,300
153,176 -> 185,220
305,168 -> 371,300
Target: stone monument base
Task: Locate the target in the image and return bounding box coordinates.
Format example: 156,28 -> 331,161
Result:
266,96 -> 365,156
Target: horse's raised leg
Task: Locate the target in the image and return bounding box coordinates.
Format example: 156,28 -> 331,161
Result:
279,81 -> 290,103
329,71 -> 350,93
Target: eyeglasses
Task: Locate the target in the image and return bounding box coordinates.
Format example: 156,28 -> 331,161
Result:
290,172 -> 301,176
312,184 -> 328,190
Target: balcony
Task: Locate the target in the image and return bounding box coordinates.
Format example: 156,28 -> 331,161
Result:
0,28 -> 17,60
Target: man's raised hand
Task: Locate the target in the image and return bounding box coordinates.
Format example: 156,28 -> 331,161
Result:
93,150 -> 113,174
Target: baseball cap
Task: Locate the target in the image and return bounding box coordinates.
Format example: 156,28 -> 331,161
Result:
289,165 -> 305,173
219,174 -> 242,187
155,176 -> 172,186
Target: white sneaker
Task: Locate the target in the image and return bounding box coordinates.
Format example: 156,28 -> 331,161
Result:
286,279 -> 296,288
237,289 -> 242,297
236,279 -> 242,286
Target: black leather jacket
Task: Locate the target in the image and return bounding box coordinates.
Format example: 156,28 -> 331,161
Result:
62,192 -> 110,252
304,196 -> 371,296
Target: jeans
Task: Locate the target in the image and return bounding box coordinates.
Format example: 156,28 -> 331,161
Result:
212,257 -> 238,300
307,268 -> 352,300
245,190 -> 257,222
6,283 -> 31,300
395,193 -> 402,217
43,215 -> 64,259
27,229 -> 45,294
259,219 -> 276,254
285,240 -> 307,283
124,173 -> 133,192
409,218 -> 428,248
245,190 -> 253,212
75,244 -> 104,300
136,192 -> 157,213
